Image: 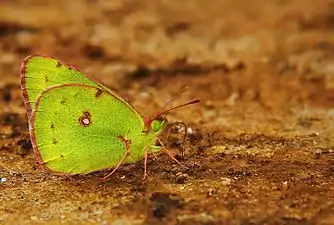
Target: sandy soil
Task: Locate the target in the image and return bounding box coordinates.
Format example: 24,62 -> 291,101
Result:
0,0 -> 334,224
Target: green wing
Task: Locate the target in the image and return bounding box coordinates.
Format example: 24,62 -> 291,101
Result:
21,55 -> 102,118
20,55 -> 127,119
31,84 -> 145,174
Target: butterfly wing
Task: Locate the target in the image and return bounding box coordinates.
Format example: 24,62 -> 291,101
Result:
21,55 -> 101,118
31,84 -> 144,174
20,55 -> 127,120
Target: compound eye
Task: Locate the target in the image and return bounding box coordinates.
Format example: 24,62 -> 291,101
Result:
151,120 -> 166,133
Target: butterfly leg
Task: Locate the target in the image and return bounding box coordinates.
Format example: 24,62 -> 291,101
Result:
143,146 -> 149,180
101,136 -> 131,181
157,139 -> 187,169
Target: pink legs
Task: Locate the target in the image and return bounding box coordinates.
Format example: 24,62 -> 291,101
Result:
101,136 -> 131,181
157,139 -> 186,168
102,136 -> 187,181
142,139 -> 186,181
143,146 -> 149,180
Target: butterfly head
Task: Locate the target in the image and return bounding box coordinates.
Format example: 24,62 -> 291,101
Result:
144,115 -> 168,134
143,98 -> 200,134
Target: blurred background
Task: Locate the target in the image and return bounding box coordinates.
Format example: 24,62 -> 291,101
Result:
0,1 -> 333,224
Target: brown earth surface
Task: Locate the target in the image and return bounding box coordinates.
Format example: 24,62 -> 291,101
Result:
0,0 -> 334,224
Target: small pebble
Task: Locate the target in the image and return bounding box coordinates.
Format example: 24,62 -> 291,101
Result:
220,177 -> 231,185
0,178 -> 7,184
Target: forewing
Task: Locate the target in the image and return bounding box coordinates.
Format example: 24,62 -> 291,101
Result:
31,84 -> 144,174
21,55 -> 102,118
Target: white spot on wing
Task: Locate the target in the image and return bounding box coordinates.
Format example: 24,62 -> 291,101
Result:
82,118 -> 90,125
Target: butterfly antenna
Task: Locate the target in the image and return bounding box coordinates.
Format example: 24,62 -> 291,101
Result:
160,86 -> 189,110
157,99 -> 200,117
153,86 -> 200,117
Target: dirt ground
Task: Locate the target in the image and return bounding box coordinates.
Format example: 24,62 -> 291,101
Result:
0,0 -> 334,224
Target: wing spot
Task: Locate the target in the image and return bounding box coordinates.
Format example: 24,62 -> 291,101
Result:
44,75 -> 49,82
50,123 -> 55,130
95,88 -> 103,98
60,98 -> 66,104
56,62 -> 62,67
52,138 -> 58,145
79,111 -> 91,127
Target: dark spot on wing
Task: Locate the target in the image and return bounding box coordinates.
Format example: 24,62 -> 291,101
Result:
95,88 -> 103,98
50,123 -> 55,130
60,98 -> 66,104
60,155 -> 64,158
56,62 -> 62,68
79,111 -> 92,127
44,75 -> 49,82
52,138 -> 58,145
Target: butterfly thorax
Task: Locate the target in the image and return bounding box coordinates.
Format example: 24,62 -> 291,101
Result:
122,115 -> 167,164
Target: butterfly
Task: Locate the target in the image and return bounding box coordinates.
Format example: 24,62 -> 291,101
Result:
20,55 -> 199,180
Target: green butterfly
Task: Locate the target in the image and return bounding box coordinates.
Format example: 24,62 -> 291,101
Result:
20,55 -> 199,179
